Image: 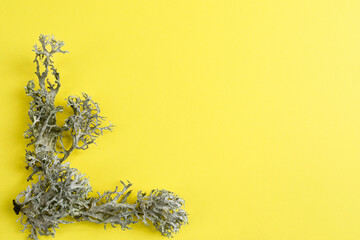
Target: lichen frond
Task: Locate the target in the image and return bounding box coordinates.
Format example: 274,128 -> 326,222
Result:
14,34 -> 188,240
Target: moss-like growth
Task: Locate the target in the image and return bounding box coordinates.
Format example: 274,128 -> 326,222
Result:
13,34 -> 188,240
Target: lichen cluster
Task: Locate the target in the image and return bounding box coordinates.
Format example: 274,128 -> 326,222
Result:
13,34 -> 188,240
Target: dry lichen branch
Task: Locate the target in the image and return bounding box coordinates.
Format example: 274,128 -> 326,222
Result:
13,34 -> 188,240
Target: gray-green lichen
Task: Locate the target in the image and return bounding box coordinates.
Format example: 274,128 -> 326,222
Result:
13,34 -> 188,240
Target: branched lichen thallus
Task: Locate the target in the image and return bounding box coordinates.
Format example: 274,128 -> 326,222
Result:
13,34 -> 188,240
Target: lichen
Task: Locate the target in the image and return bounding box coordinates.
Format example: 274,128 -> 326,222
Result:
13,34 -> 188,240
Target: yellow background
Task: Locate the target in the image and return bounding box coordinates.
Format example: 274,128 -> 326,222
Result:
1,0 -> 360,239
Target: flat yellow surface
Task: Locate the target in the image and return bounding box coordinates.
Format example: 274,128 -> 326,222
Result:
1,0 -> 360,239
